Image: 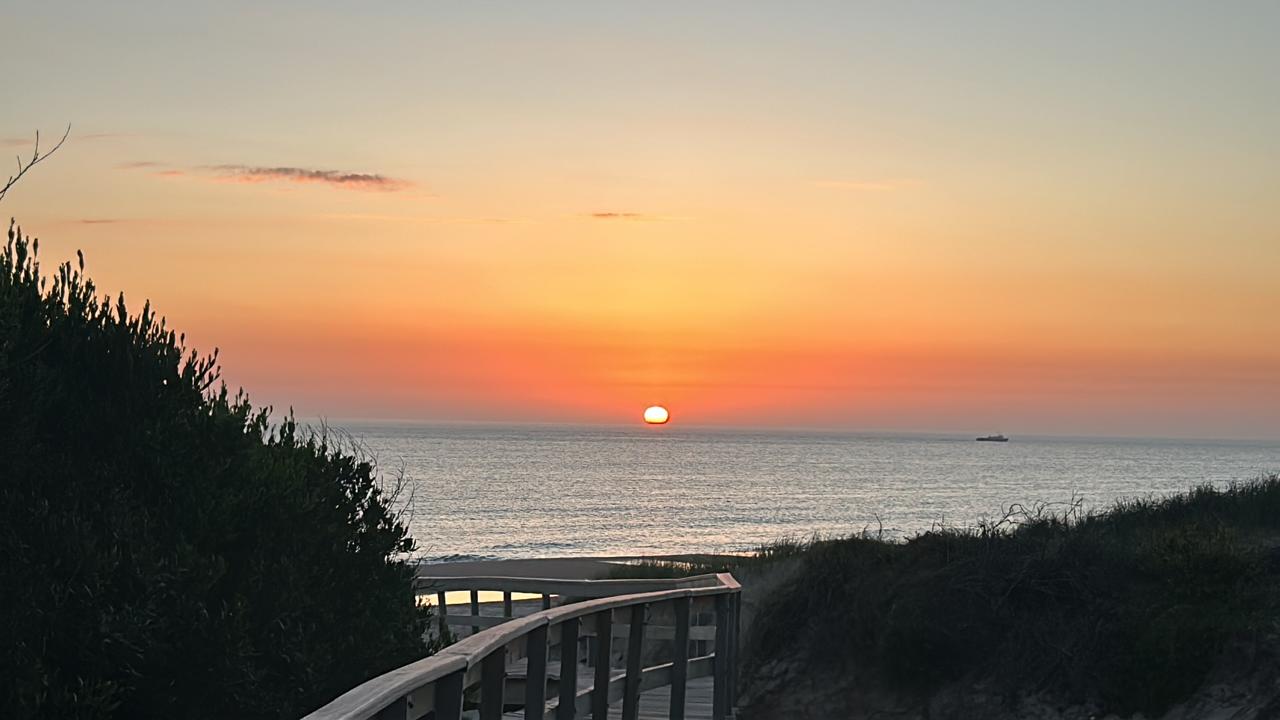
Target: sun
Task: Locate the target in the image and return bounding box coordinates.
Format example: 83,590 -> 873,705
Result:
643,405 -> 670,425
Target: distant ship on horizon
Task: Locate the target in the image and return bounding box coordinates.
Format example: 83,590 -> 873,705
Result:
976,434 -> 1009,442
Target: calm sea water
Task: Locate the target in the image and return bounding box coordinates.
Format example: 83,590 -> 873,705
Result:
334,422 -> 1280,561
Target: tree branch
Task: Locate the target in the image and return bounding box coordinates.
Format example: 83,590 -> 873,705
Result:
0,124 -> 71,203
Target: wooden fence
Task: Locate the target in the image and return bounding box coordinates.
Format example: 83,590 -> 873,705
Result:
302,572 -> 742,720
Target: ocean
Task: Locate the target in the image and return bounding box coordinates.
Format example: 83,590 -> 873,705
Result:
334,422 -> 1280,561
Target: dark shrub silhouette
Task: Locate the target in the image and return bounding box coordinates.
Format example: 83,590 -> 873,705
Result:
0,221 -> 432,719
744,480 -> 1280,717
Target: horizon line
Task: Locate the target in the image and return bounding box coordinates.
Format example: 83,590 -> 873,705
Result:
293,415 -> 1280,445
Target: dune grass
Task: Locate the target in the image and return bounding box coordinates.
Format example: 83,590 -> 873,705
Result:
604,539 -> 816,579
743,476 -> 1280,716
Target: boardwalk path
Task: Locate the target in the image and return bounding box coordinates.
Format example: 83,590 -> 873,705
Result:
462,600 -> 717,719
499,670 -> 714,720
302,568 -> 741,720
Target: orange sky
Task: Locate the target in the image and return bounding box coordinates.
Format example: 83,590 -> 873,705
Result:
5,3 -> 1279,438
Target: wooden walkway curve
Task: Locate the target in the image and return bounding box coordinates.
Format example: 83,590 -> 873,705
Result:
501,677 -> 716,720
301,573 -> 742,720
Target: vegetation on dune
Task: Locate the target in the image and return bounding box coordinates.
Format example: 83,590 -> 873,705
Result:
0,222 -> 435,719
604,541 -> 815,579
743,478 -> 1280,716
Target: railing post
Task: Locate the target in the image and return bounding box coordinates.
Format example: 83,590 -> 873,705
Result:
437,591 -> 448,639
471,589 -> 481,636
592,609 -> 613,719
480,646 -> 507,720
712,593 -> 730,720
503,590 -> 514,618
730,592 -> 741,713
670,596 -> 690,720
621,604 -> 646,720
692,605 -> 707,657
557,617 -> 580,720
434,668 -> 466,720
525,624 -> 549,720
542,592 -> 553,610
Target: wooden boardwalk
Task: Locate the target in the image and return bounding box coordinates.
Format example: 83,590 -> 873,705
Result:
445,597 -> 723,718
304,572 -> 741,720
500,675 -> 714,719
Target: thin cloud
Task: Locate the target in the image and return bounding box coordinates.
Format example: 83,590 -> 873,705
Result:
590,212 -> 644,219
813,179 -> 915,191
47,217 -> 154,228
117,161 -> 182,177
5,132 -> 131,147
321,212 -> 531,225
77,132 -> 133,142
119,161 -> 414,193
586,212 -> 686,221
207,165 -> 412,192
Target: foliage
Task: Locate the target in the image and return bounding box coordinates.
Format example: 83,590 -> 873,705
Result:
745,478 -> 1280,716
605,539 -> 822,580
0,222 -> 434,719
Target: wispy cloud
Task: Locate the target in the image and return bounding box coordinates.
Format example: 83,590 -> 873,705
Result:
321,212 -> 531,225
118,161 -> 415,194
207,165 -> 412,192
586,212 -> 686,221
47,217 -> 152,228
813,179 -> 915,191
77,132 -> 133,142
4,131 -> 131,147
590,212 -> 644,219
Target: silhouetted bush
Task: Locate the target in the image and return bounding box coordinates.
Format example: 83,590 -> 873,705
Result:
0,222 -> 433,719
745,477 -> 1280,716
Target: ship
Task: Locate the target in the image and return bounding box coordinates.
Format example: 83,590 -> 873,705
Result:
976,434 -> 1009,442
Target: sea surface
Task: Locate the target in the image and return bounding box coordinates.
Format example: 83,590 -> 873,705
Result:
334,422 -> 1280,561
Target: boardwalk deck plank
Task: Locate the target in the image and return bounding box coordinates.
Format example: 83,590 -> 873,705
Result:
502,676 -> 715,720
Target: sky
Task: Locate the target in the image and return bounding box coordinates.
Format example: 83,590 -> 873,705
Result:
3,1 -> 1279,438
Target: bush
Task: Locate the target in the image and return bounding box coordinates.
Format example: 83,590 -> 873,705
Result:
745,478 -> 1280,716
0,222 -> 434,719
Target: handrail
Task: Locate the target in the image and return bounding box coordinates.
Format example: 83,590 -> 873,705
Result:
418,573 -> 732,642
303,572 -> 742,720
413,572 -> 726,595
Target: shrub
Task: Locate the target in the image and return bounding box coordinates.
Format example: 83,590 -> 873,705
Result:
0,222 -> 433,719
744,478 -> 1280,716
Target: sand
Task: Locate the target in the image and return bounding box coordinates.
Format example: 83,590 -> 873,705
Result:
416,553 -> 743,581
417,556 -> 623,581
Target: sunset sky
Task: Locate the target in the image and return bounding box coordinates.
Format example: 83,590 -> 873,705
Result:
5,2 -> 1278,438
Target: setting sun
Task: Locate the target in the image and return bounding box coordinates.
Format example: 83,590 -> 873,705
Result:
643,406 -> 670,425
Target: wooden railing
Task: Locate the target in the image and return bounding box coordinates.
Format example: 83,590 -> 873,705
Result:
303,572 -> 742,720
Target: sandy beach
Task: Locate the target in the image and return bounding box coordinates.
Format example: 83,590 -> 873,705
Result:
416,553 -> 741,582
417,556 -> 622,581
